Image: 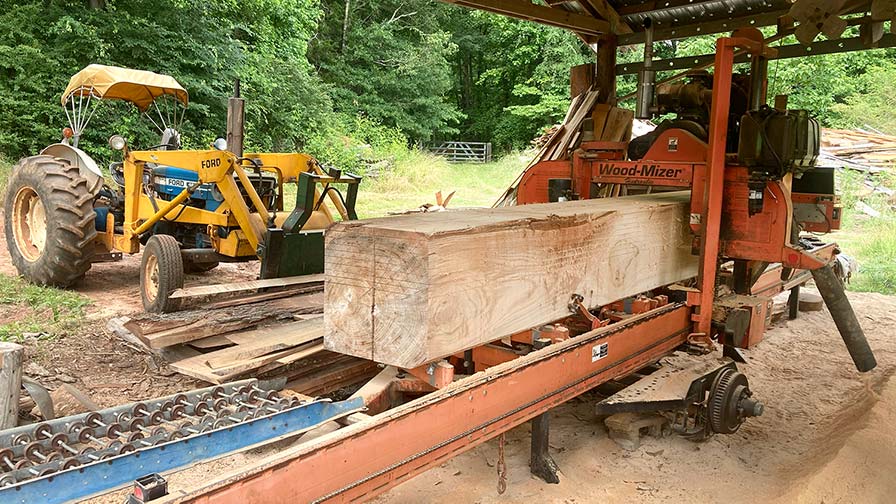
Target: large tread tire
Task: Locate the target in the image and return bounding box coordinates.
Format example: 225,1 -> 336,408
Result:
3,155 -> 97,287
141,235 -> 185,313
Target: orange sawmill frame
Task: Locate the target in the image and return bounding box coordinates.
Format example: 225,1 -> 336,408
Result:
169,304 -> 691,503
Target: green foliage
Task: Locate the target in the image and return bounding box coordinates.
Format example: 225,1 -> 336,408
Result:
833,170 -> 896,294
444,11 -> 591,150
0,156 -> 11,196
0,274 -> 90,340
831,64 -> 896,135
310,1 -> 462,143
0,0 -> 372,168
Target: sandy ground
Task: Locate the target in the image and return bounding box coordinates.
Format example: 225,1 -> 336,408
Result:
1,221 -> 895,503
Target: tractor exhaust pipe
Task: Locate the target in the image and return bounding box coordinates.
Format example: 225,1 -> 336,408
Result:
811,263 -> 877,372
227,79 -> 245,158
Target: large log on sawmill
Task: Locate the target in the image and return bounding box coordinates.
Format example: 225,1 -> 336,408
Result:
324,192 -> 698,369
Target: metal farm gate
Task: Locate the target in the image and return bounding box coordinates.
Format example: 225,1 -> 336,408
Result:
430,141 -> 493,163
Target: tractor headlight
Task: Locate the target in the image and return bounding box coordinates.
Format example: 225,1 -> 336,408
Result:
109,135 -> 127,151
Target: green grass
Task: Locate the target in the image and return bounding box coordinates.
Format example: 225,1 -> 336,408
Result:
354,151 -> 527,218
0,274 -> 91,341
0,156 -> 11,196
280,150 -> 528,219
830,170 -> 896,294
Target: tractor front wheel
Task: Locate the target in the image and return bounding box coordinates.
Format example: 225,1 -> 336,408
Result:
140,235 -> 184,313
3,156 -> 97,287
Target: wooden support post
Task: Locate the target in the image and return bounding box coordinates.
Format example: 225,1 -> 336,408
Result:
596,34 -> 617,105
226,80 -> 245,158
0,343 -> 24,430
570,63 -> 595,98
788,285 -> 800,320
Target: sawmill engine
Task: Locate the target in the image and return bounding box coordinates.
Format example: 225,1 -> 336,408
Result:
630,70 -> 821,189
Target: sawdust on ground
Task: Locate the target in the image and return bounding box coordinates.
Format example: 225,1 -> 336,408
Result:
373,291 -> 896,504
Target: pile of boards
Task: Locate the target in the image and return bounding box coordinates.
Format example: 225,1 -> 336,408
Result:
109,276 -> 378,391
496,86 -> 636,206
535,88 -> 635,163
821,128 -> 896,171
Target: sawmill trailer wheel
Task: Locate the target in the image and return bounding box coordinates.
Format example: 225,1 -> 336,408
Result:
3,155 -> 98,287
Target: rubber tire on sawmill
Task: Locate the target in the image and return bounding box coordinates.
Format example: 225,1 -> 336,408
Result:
3,155 -> 97,287
140,234 -> 184,313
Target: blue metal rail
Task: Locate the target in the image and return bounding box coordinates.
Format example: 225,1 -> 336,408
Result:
0,397 -> 364,504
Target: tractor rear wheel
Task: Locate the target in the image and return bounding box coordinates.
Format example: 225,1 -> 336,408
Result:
3,156 -> 97,287
141,235 -> 184,313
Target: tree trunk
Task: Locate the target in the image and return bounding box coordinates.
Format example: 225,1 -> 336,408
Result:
340,0 -> 351,54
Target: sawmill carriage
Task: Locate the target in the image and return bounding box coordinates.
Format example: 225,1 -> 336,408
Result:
0,1 -> 890,502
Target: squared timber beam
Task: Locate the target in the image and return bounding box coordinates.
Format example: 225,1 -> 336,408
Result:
324,192 -> 698,369
444,0 -> 610,36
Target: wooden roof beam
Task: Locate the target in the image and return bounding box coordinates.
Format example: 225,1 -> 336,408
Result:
444,0 -> 610,36
578,0 -> 633,34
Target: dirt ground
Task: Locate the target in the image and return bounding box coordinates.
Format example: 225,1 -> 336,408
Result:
0,224 -> 252,408
1,221 -> 895,503
376,291 -> 896,504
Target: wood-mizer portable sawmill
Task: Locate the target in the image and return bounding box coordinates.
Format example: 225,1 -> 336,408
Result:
3,65 -> 360,312
0,1 -> 889,503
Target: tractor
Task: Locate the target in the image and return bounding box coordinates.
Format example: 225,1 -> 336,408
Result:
3,64 -> 360,312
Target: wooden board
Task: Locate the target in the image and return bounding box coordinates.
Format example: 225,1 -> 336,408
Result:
125,293 -> 323,349
602,107 -> 634,142
324,192 -> 698,368
169,274 -> 324,300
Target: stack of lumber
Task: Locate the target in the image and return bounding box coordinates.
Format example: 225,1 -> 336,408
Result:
109,276 -> 377,390
821,128 -> 896,170
531,89 -> 635,162
325,191 -> 698,369
496,87 -> 636,206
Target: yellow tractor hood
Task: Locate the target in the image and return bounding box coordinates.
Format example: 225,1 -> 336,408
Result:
61,64 -> 189,111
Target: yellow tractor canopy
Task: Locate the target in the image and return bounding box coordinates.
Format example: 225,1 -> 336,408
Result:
61,64 -> 189,111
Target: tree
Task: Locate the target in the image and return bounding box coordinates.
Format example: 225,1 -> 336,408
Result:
310,0 -> 462,143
